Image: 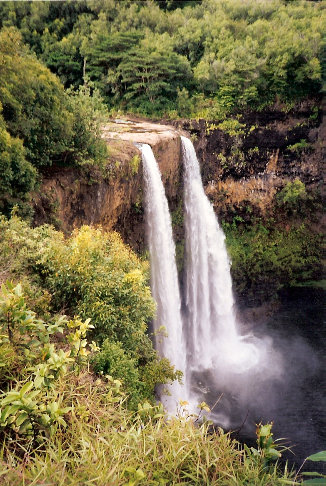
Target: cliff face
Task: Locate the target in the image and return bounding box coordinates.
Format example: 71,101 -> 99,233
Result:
33,99 -> 324,251
33,119 -> 183,251
175,97 -> 324,226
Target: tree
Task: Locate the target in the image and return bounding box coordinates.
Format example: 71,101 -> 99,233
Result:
66,82 -> 108,166
116,46 -> 192,114
0,111 -> 36,215
81,29 -> 143,101
41,32 -> 84,88
0,27 -> 73,167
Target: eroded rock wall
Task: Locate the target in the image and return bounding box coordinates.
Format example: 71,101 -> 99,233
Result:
33,120 -> 183,251
174,97 -> 324,226
33,99 -> 324,258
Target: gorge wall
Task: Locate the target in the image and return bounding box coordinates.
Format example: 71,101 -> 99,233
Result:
175,97 -> 324,227
33,98 -> 324,301
33,120 -> 184,252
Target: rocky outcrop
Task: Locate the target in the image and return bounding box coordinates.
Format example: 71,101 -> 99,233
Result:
33,119 -> 183,251
174,97 -> 324,225
33,99 -> 324,252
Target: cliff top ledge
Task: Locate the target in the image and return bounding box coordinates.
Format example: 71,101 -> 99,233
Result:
101,118 -> 180,146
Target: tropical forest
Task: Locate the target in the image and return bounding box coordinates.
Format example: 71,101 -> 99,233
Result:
0,1 -> 325,484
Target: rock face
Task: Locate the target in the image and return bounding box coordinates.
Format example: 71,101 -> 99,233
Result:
33,119 -> 183,251
174,97 -> 324,226
33,99 -> 324,251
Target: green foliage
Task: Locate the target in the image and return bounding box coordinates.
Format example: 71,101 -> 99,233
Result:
0,277 -> 296,483
1,0 -> 324,117
193,1 -> 323,112
301,451 -> 326,485
83,22 -> 193,115
0,217 -> 178,406
0,223 -> 294,485
0,374 -> 294,485
130,154 -> 140,175
67,316 -> 97,369
82,30 -> 143,99
276,180 -> 309,216
0,27 -> 73,167
0,381 -> 70,438
116,46 -> 192,115
277,179 -> 306,202
287,139 -> 311,153
306,452 -> 326,463
223,221 -> 323,301
41,30 -> 85,89
0,282 -> 62,352
0,26 -> 109,215
66,81 -> 108,166
91,339 -> 143,409
0,283 -> 74,440
217,119 -> 246,137
0,341 -> 17,383
246,423 -> 282,469
140,356 -> 182,402
0,111 -> 37,216
40,227 -> 155,349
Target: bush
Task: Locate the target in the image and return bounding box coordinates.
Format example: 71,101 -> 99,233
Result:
91,340 -> 142,409
66,81 -> 108,166
223,221 -> 323,302
0,216 -> 179,406
0,375 -> 294,485
0,283 -> 72,440
275,179 -> 307,215
0,113 -> 37,216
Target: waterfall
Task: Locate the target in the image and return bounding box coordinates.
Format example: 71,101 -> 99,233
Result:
140,143 -> 188,411
139,137 -> 275,418
181,136 -> 259,375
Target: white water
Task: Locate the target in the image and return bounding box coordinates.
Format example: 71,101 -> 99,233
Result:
140,138 -> 281,418
140,143 -> 188,411
181,136 -> 260,374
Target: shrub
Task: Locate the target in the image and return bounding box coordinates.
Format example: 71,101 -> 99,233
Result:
276,179 -> 307,215
287,139 -> 311,153
223,221 -> 323,301
0,217 -> 179,406
0,379 -> 294,485
91,339 -> 142,409
0,283 -> 72,440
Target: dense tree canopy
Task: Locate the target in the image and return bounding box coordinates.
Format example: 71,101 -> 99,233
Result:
0,111 -> 36,214
0,26 -> 107,215
0,0 -> 324,117
0,0 -> 324,212
0,27 -> 73,167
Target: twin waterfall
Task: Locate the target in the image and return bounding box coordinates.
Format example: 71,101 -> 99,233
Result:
183,136 -> 240,368
140,137 -> 259,413
141,144 -> 187,408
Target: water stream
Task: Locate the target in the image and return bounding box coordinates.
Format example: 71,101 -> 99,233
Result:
140,137 -> 324,469
140,143 -> 188,411
182,136 -> 260,374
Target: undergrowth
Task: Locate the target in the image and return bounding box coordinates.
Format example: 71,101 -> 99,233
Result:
223,220 -> 323,303
0,280 -> 296,485
0,215 -> 179,409
0,373 -> 296,486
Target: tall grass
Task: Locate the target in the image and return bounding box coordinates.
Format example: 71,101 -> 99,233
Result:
0,372 -> 295,486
